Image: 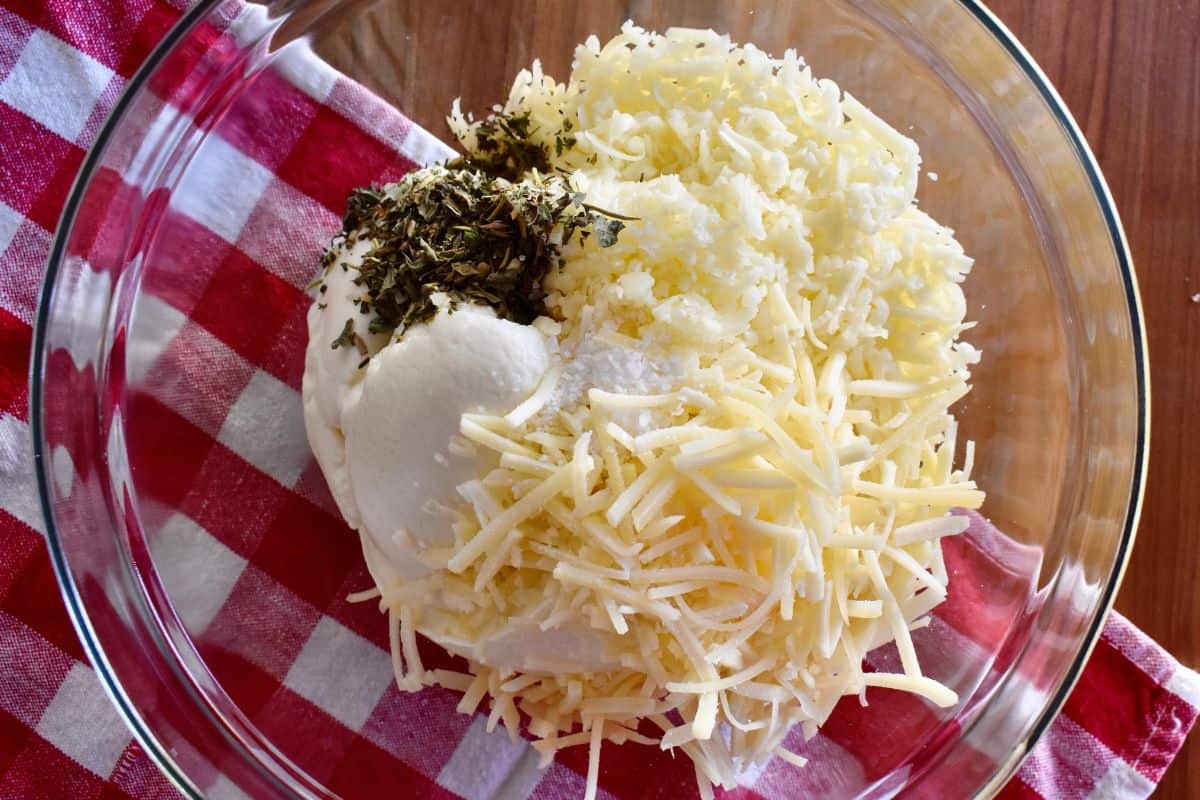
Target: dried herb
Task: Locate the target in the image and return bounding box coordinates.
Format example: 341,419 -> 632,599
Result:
554,118 -> 576,159
320,109 -> 631,350
448,110 -> 582,181
332,166 -> 624,341
591,216 -> 625,248
448,111 -> 546,180
331,319 -> 356,350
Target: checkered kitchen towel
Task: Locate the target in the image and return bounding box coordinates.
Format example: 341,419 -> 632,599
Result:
1,1 -> 1197,798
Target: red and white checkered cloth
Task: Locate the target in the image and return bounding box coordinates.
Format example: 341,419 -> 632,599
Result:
1,1 -> 1197,798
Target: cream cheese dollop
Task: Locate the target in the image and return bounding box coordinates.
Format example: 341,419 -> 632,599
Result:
302,243 -> 628,672
343,302 -> 550,574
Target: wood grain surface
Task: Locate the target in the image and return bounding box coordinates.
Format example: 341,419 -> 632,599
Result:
983,2 -> 1200,796
985,1 -> 1200,796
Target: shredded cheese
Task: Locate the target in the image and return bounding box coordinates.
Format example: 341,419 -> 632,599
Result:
366,22 -> 983,800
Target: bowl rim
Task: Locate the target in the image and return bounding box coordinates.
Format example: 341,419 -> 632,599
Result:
31,4 -> 223,794
29,1 -> 1149,797
963,1 -> 1148,792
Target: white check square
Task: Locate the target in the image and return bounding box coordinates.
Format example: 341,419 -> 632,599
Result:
1165,665 -> 1200,709
217,370 -> 311,487
437,716 -> 545,800
0,413 -> 43,534
0,30 -> 114,142
127,292 -> 188,386
168,134 -> 275,245
283,616 -> 393,729
751,735 -> 864,800
36,663 -> 132,776
271,43 -> 339,103
206,774 -> 252,800
1089,760 -> 1154,799
150,512 -> 248,634
0,200 -> 22,256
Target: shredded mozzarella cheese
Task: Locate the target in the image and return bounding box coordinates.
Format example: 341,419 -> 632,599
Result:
368,22 -> 983,799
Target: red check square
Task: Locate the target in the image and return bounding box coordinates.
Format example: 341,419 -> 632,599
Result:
0,103 -> 80,217
23,133 -> 84,231
216,67 -> 322,170
327,734 -> 460,800
115,1 -> 178,78
254,686 -> 359,784
139,207 -> 233,318
125,392 -> 217,508
191,248 -> 309,378
196,648 -> 280,720
0,734 -> 103,799
0,306 -> 30,415
276,105 -> 418,214
177,444 -> 287,557
63,167 -> 137,270
252,494 -> 359,611
2,548 -> 86,664
5,0 -> 155,72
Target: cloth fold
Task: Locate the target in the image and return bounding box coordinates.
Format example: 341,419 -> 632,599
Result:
0,1 -> 1195,798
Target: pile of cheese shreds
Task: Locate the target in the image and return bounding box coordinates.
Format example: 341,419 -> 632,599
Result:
361,22 -> 983,799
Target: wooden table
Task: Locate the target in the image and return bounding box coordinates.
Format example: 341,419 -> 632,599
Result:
986,1 -> 1200,796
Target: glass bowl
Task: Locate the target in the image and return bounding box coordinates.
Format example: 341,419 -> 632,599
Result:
32,0 -> 1146,797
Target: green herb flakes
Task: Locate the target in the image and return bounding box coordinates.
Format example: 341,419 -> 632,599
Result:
318,110 -> 631,350
336,168 -> 616,338
331,319 -> 356,351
